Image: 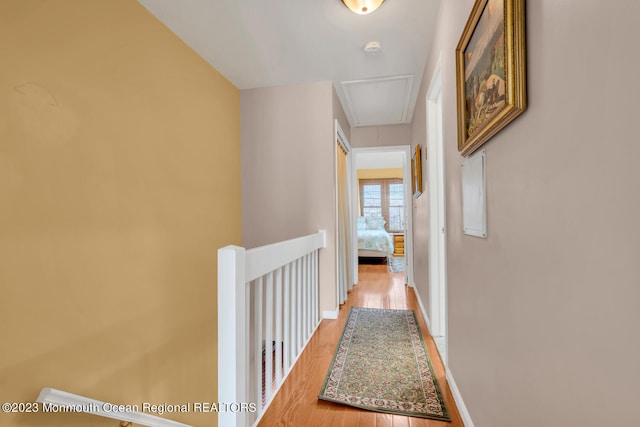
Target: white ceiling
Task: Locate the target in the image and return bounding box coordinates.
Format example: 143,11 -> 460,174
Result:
137,0 -> 442,127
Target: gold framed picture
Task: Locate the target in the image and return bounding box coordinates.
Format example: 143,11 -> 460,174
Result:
455,0 -> 527,156
412,144 -> 422,198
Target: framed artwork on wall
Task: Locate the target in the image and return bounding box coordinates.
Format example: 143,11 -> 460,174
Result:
455,0 -> 527,156
412,144 -> 423,198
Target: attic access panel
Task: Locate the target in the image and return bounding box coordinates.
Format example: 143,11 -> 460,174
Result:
341,75 -> 414,127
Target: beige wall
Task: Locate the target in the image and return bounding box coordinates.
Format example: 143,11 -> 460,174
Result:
241,81 -> 344,314
351,123 -> 411,148
412,1 -> 640,426
0,1 -> 241,426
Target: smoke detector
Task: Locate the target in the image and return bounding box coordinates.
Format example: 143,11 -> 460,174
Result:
363,41 -> 382,56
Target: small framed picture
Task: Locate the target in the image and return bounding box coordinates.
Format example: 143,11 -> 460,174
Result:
412,144 -> 423,198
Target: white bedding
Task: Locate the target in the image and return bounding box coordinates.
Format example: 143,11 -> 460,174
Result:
357,229 -> 394,254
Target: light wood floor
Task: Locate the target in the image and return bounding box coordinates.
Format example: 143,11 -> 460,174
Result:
257,264 -> 464,427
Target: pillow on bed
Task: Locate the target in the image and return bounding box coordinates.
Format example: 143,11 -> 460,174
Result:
357,217 -> 367,230
365,216 -> 386,230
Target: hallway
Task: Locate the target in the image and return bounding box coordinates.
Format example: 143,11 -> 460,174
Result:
258,264 -> 464,426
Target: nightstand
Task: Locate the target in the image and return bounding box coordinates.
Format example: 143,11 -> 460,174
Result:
392,233 -> 404,257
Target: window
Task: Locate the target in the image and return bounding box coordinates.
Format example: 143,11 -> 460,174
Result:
388,183 -> 404,232
359,178 -> 404,232
362,183 -> 382,218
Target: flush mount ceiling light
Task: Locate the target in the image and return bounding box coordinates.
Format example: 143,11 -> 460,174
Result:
342,0 -> 386,15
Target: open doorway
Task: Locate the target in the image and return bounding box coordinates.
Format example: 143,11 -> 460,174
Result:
350,146 -> 413,287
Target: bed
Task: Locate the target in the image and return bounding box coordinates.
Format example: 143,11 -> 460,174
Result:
357,216 -> 394,262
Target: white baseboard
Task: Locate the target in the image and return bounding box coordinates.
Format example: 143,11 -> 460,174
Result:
412,285 -> 431,333
446,368 -> 475,427
322,309 -> 338,319
414,289 -> 473,426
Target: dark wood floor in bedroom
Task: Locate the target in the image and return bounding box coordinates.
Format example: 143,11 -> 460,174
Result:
257,264 -> 464,427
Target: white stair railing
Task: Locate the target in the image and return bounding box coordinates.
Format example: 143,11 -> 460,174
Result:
218,230 -> 327,427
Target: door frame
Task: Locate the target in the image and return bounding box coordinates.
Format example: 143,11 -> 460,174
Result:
350,145 -> 414,287
426,59 -> 448,362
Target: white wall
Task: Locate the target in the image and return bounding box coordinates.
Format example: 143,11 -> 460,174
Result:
412,1 -> 640,426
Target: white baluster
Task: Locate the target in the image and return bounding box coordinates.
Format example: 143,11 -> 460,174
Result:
254,276 -> 263,410
265,272 -> 273,404
296,257 -> 302,352
283,263 -> 291,372
312,250 -> 318,325
275,267 -> 283,383
291,259 -> 297,357
308,253 -> 313,336
301,255 -> 307,343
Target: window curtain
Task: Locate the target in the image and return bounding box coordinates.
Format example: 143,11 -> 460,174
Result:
337,143 -> 353,304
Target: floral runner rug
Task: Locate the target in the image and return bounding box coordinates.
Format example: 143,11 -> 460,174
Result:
318,307 -> 450,421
